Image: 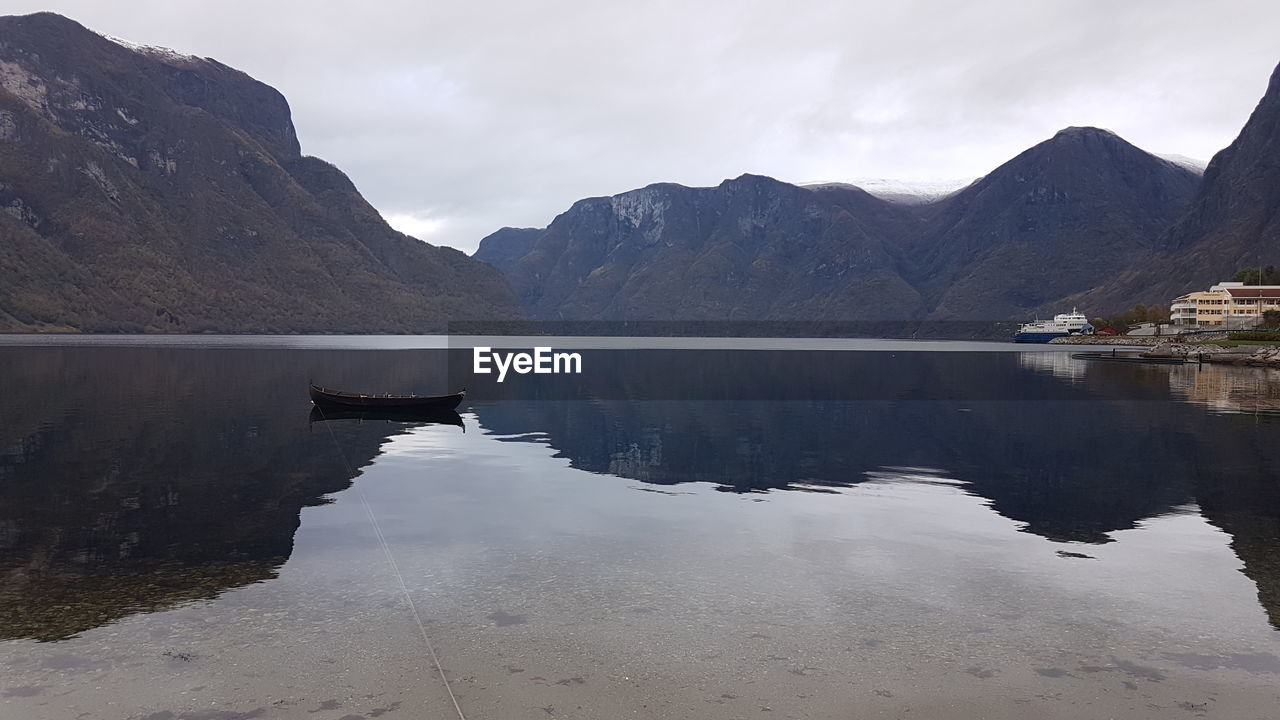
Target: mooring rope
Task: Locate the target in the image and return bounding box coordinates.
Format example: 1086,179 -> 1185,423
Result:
313,403 -> 468,720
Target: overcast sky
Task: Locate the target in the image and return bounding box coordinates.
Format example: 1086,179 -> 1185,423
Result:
10,1 -> 1280,252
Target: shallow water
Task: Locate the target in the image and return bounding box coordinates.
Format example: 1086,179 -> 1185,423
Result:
1,339 -> 1279,719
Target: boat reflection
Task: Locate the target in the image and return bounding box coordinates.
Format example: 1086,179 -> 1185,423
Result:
1016,349 -> 1088,382
309,405 -> 465,429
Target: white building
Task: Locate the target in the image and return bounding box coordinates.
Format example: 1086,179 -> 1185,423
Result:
1170,282 -> 1280,329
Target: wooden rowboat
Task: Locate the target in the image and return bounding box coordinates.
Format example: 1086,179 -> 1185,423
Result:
309,384 -> 465,410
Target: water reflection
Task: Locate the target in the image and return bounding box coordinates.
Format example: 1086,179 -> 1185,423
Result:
1,343 -> 1278,644
0,346 -> 460,641
474,399 -> 1202,541
308,406 -> 465,427
1020,350 -> 1280,418
1017,349 -> 1088,382
469,351 -> 1280,628
1167,363 -> 1280,416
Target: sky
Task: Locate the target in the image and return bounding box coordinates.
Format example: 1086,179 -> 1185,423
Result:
8,1 -> 1280,253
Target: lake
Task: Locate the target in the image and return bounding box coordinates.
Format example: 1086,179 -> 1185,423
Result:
2,337 -> 1279,719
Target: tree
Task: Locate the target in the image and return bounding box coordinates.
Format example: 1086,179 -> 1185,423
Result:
1102,303 -> 1170,333
1263,310 -> 1280,329
1231,265 -> 1279,285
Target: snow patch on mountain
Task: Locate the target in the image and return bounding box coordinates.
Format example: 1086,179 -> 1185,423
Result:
804,177 -> 976,205
1155,153 -> 1207,174
102,34 -> 205,66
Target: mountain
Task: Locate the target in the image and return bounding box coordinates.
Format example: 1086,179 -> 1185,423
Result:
474,174 -> 927,323
912,127 -> 1201,320
471,226 -> 543,274
477,128 -> 1200,326
802,178 -> 971,206
1155,154 -> 1207,174
1070,61 -> 1280,311
0,12 -> 519,333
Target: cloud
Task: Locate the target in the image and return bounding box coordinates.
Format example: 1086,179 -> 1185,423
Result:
10,0 -> 1280,253
384,213 -> 446,239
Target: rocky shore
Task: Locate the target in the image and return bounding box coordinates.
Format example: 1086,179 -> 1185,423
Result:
1050,332 -> 1232,346
1050,335 -> 1159,346
1054,334 -> 1280,368
1141,340 -> 1280,367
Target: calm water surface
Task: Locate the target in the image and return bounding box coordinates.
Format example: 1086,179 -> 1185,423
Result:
1,338 -> 1279,719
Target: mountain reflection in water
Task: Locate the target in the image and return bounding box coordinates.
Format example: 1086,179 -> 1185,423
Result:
472,351 -> 1280,628
0,346 -> 462,641
0,343 -> 1278,644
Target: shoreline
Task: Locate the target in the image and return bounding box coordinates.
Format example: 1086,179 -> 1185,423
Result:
1050,331 -> 1235,346
1066,338 -> 1280,368
1050,335 -> 1162,346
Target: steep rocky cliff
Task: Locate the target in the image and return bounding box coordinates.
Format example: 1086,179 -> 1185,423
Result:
915,127 -> 1201,319
0,12 -> 520,332
477,128 -> 1200,325
1070,61 -> 1280,310
477,174 -> 924,323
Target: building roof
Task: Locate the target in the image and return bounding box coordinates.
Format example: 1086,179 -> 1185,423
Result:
1225,287 -> 1280,298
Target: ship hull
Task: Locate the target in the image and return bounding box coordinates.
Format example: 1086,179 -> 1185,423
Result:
1014,331 -> 1071,344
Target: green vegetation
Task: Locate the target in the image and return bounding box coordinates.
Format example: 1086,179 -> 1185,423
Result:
1099,304 -> 1169,333
1232,265 -> 1280,285
1101,273 -> 1276,338
1189,339 -> 1280,347
1229,330 -> 1280,342
1190,330 -> 1280,347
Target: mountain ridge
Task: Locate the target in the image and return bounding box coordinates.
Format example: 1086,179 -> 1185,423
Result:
1066,61 -> 1280,311
478,172 -> 927,323
4,12 -> 1275,333
0,12 -> 520,333
477,125 -> 1204,325
912,125 -> 1202,319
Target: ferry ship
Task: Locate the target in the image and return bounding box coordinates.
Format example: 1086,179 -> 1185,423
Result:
1014,309 -> 1094,343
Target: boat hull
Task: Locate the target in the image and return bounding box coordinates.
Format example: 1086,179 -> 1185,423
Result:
309,385 -> 465,410
1014,331 -> 1070,343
